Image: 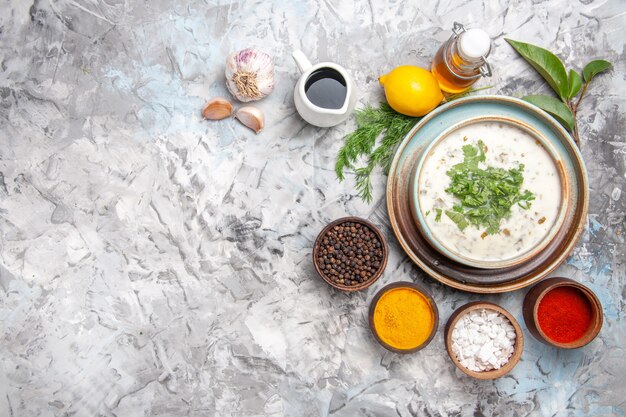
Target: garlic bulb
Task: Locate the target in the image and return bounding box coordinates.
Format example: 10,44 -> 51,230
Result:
225,48 -> 274,102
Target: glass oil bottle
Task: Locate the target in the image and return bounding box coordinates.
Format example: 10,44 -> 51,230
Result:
431,22 -> 492,94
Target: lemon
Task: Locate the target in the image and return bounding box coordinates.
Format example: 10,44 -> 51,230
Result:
379,66 -> 444,117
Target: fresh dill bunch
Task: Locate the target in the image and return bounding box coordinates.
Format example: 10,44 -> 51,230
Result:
335,103 -> 419,202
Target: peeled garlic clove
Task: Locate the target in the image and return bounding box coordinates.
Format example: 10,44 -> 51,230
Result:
235,106 -> 264,133
202,97 -> 233,120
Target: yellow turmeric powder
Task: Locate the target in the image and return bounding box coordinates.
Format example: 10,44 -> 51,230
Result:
373,287 -> 435,350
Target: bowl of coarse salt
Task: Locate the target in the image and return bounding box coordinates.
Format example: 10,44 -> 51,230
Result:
445,302 -> 524,379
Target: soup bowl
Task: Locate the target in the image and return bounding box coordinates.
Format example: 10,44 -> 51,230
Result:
409,116 -> 568,269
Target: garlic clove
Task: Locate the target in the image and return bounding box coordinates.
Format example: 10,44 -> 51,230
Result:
235,106 -> 264,133
202,97 -> 233,120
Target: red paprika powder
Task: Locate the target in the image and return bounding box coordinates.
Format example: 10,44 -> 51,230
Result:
537,286 -> 593,343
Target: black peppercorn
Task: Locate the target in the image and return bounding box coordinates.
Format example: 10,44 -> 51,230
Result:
316,220 -> 385,287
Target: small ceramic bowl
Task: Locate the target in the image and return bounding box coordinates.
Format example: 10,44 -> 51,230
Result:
523,277 -> 603,348
368,282 -> 439,353
312,216 -> 388,292
409,116 -> 568,269
445,301 -> 524,379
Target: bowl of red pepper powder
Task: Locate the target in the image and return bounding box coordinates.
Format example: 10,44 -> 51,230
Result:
523,277 -> 603,348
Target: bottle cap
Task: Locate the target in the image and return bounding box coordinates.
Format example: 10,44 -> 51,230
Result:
458,28 -> 491,60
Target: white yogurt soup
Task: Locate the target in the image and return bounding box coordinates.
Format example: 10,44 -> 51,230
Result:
417,120 -> 563,264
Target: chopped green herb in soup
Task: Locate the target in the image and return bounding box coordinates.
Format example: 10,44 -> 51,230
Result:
444,140 -> 535,235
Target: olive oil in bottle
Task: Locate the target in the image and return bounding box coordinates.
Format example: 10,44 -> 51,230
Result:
431,22 -> 492,93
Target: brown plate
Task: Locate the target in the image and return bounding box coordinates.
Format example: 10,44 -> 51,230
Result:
386,95 -> 588,293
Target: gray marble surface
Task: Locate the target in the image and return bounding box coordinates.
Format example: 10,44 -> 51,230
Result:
1,0 -> 625,416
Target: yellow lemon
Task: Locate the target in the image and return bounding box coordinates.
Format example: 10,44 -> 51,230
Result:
379,66 -> 444,117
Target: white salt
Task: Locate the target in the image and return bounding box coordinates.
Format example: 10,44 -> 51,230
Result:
451,308 -> 516,372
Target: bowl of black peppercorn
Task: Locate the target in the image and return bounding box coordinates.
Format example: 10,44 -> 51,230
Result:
313,216 -> 388,292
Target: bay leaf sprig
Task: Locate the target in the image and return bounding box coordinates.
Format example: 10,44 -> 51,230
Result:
505,38 -> 612,147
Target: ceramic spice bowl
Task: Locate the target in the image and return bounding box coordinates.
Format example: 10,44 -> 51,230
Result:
368,282 -> 439,353
312,216 -> 388,292
445,302 -> 524,379
523,277 -> 603,348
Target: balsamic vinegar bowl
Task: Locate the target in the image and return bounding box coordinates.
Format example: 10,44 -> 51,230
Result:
523,277 -> 603,349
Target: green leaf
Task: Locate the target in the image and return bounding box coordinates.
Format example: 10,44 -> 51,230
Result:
505,38 -> 569,99
523,94 -> 575,131
567,70 -> 582,99
445,210 -> 468,231
435,208 -> 442,222
582,60 -> 612,82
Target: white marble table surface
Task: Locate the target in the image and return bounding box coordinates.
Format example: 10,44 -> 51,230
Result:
1,0 -> 625,416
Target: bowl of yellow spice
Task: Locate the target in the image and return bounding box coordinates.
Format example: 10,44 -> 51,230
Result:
368,282 -> 439,353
